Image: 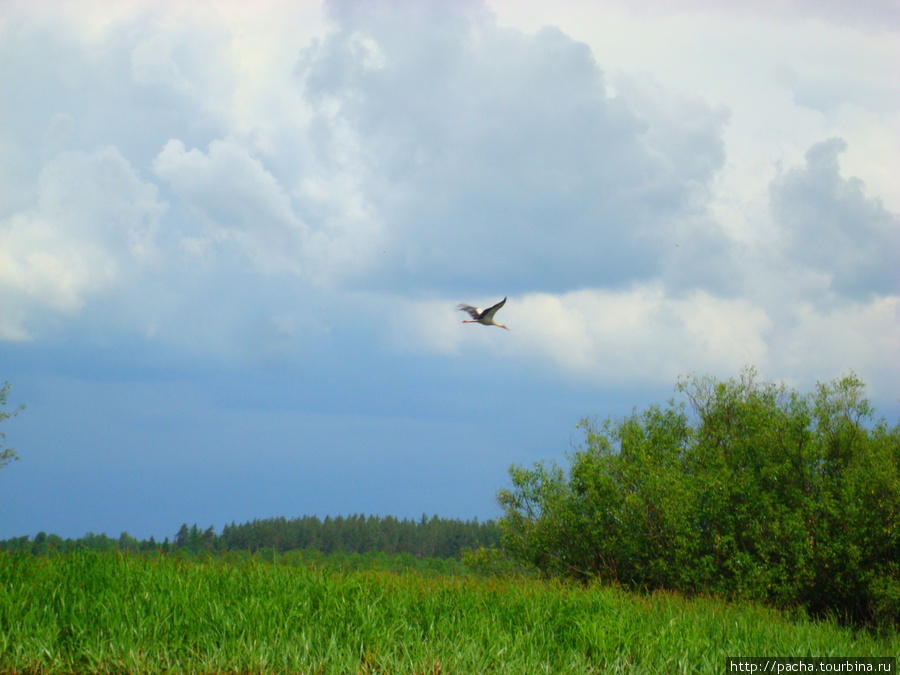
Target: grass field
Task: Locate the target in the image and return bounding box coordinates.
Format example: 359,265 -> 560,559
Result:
1,552 -> 897,673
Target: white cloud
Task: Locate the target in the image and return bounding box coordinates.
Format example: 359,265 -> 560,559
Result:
460,287 -> 772,385
430,281 -> 897,404
151,138 -> 308,275
769,295 -> 900,400
0,146 -> 165,338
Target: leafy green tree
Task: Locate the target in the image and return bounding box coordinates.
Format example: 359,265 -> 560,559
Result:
32,531 -> 48,556
499,369 -> 900,628
118,531 -> 140,551
45,534 -> 66,555
0,382 -> 24,470
80,532 -> 115,551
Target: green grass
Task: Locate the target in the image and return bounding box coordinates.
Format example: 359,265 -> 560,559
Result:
1,552 -> 896,673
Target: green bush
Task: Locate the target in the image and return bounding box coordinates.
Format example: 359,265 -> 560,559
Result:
498,368 -> 900,629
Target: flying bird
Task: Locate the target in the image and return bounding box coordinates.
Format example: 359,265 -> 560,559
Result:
457,297 -> 509,330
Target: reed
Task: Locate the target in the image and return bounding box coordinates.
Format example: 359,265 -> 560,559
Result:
1,552 -> 896,673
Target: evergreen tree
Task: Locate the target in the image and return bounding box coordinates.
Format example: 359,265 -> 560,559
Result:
174,524 -> 190,548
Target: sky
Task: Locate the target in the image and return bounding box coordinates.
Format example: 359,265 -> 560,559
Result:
1,0 -> 898,542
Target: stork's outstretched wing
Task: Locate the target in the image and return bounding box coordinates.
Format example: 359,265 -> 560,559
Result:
481,297 -> 506,321
456,304 -> 483,320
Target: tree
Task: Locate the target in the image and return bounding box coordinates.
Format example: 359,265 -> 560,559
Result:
175,523 -> 190,548
32,531 -> 48,556
0,382 -> 24,470
499,369 -> 900,629
118,531 -> 140,551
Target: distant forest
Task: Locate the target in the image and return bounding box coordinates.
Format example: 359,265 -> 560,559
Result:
0,514 -> 502,560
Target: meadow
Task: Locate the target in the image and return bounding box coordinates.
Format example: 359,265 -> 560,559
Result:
2,551 -> 897,674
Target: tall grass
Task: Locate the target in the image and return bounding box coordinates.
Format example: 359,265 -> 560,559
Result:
1,552 -> 896,673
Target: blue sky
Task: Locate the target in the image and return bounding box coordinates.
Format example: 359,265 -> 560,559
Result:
1,0 -> 898,541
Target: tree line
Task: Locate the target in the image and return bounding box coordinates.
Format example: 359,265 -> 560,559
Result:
0,513 -> 503,561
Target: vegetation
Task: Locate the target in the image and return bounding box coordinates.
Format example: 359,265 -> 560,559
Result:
214,513 -> 501,558
1,551 -> 896,674
0,514 -> 503,564
0,382 -> 23,471
499,369 -> 900,630
2,369 -> 898,672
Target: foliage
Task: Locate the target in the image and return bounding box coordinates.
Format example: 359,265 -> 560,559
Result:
461,546 -> 535,578
0,514 -> 503,564
1,551 -> 896,674
498,369 -> 900,629
215,513 -> 501,559
0,382 -> 24,471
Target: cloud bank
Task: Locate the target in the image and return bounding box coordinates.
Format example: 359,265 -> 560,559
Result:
0,0 -> 897,396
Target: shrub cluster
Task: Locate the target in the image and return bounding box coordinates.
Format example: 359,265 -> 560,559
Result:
498,369 -> 900,629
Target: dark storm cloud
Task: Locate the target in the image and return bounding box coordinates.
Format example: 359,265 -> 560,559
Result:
297,0 -> 729,294
770,138 -> 900,298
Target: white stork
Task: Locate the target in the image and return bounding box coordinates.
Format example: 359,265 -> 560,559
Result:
457,297 -> 509,331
